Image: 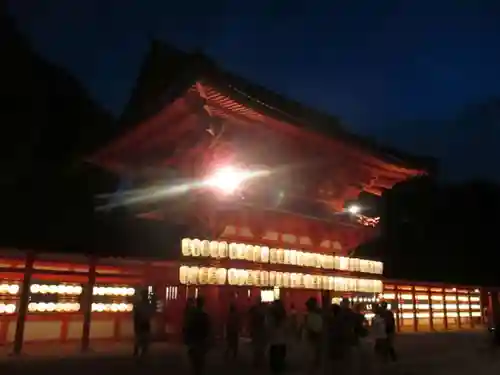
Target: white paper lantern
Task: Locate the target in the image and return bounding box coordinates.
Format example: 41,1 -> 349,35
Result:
260,271 -> 269,287
321,276 -> 328,290
229,243 -> 238,259
188,267 -> 199,284
218,242 -> 228,258
208,267 -> 217,284
201,240 -> 210,257
283,250 -> 291,265
359,259 -> 368,273
339,257 -> 349,270
269,271 -> 276,286
181,238 -> 192,256
235,244 -> 245,260
261,247 -> 270,263
275,272 -> 283,287
216,268 -> 227,285
179,266 -> 189,284
192,239 -> 201,257
237,270 -> 248,286
270,248 -> 278,264
254,246 -> 262,262
209,241 -> 219,258
228,268 -> 238,285
304,275 -> 312,289
245,245 -> 255,262
198,267 -> 209,284
289,250 -> 297,265
276,249 -> 284,264
296,251 -> 304,267
283,272 -> 290,288
315,254 -> 323,268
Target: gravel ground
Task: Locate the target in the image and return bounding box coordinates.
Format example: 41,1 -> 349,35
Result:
1,331 -> 499,375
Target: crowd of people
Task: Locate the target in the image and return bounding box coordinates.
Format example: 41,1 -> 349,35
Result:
179,295 -> 398,375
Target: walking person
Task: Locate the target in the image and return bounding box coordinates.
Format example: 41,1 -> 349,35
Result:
133,289 -> 154,359
183,297 -> 211,375
249,298 -> 267,368
304,297 -> 323,372
268,300 -> 288,374
371,304 -> 388,373
225,303 -> 240,359
380,301 -> 397,361
352,303 -> 370,375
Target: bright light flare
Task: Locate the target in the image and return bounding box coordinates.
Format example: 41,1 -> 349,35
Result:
204,166 -> 270,195
347,204 -> 361,215
204,167 -> 250,194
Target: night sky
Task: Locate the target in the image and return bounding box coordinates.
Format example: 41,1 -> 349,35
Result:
9,0 -> 500,181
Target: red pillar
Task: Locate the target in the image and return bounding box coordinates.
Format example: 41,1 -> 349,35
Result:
456,290 -> 462,329
13,251 -> 35,355
428,289 -> 434,331
81,256 -> 97,352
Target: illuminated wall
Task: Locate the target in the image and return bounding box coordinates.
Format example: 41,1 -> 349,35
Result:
382,285 -> 482,331
0,282 -> 137,316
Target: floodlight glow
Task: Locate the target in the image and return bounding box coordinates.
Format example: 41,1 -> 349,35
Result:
205,167 -> 249,194
347,204 -> 361,215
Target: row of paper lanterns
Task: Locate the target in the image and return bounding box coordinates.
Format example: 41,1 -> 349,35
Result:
181,238 -> 383,275
179,266 -> 383,293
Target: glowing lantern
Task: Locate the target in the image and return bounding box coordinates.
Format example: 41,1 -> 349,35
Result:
198,268 -> 209,284
270,248 -> 277,264
261,247 -> 270,263
229,243 -> 238,259
325,255 -> 334,269
188,267 -> 199,284
182,238 -> 192,256
228,268 -> 238,285
296,252 -> 304,267
289,250 -> 297,265
236,244 -> 246,260
201,240 -> 210,257
209,241 -> 219,258
260,271 -> 269,287
192,239 -> 201,257
208,268 -> 217,284
321,276 -> 328,290
246,271 -> 254,286
237,270 -> 248,286
254,246 -> 262,262
218,242 -> 228,258
275,272 -> 283,287
179,266 -> 189,284
315,254 -> 323,268
252,270 -> 261,286
283,249 -> 290,265
339,257 -> 349,271
245,245 -> 255,262
303,274 -> 312,289
283,272 -> 290,288
351,258 -> 360,272
269,271 -> 276,286
216,268 -> 227,285
276,249 -> 284,264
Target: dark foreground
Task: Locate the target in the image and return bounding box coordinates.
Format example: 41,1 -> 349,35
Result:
1,331 -> 499,375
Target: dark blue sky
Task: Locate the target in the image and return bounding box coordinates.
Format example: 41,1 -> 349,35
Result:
9,0 -> 500,181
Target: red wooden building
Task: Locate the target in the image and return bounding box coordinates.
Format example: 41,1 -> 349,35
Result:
0,42 -> 491,352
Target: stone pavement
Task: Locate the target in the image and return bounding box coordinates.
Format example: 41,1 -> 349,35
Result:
1,331 -> 499,374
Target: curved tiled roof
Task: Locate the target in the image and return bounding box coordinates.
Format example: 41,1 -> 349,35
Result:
113,40 -> 434,173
